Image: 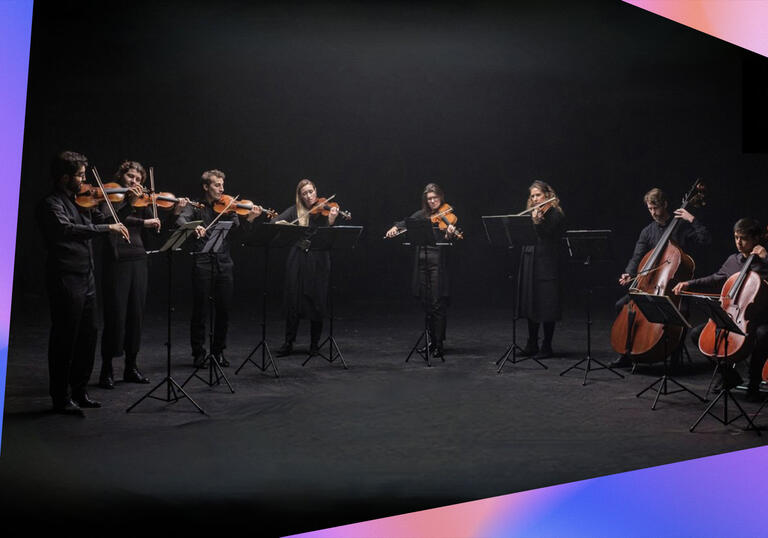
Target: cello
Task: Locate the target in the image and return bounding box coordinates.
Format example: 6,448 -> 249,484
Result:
610,180 -> 706,362
696,233 -> 768,362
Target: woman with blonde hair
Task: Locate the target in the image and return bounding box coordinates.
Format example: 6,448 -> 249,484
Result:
275,179 -> 340,356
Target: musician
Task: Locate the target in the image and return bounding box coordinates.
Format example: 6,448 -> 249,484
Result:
97,161 -> 189,389
517,180 -> 565,358
274,179 -> 339,357
385,183 -> 458,358
36,151 -> 129,414
673,218 -> 768,401
176,170 -> 261,367
612,187 -> 710,367
618,188 -> 710,287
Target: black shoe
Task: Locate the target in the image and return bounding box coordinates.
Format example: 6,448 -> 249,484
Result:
99,367 -> 115,389
52,398 -> 84,416
309,343 -> 320,356
214,352 -> 229,367
537,345 -> 554,359
192,350 -> 207,368
276,342 -> 293,357
610,355 -> 632,368
519,343 -> 539,357
432,346 -> 444,359
124,366 -> 150,384
418,343 -> 436,355
73,393 -> 101,409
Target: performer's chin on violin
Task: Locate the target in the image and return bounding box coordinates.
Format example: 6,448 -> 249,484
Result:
517,180 -> 565,360
275,179 -> 342,357
672,218 -> 768,402
385,183 -> 458,359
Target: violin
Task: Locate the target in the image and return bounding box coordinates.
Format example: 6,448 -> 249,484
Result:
430,203 -> 463,239
610,180 -> 706,363
132,191 -> 203,210
309,196 -> 351,220
75,182 -> 133,208
213,193 -> 278,219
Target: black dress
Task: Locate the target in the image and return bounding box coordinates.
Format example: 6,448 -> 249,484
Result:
275,206 -> 333,344
518,207 -> 565,325
393,209 -> 451,346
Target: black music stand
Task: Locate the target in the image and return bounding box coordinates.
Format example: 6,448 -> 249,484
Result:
403,218 -> 446,367
559,230 -> 624,385
481,214 -> 546,373
182,221 -> 235,393
127,221 -> 205,414
631,292 -> 705,409
302,225 -> 363,368
687,297 -> 760,434
235,223 -> 308,377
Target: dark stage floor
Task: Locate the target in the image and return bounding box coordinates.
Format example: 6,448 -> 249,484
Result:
2,305 -> 766,536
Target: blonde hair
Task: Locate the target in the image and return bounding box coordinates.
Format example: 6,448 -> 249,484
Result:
295,179 -> 315,227
643,188 -> 667,207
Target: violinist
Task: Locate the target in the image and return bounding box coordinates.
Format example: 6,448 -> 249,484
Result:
385,183 -> 458,358
612,187 -> 710,367
36,151 -> 129,414
176,169 -> 262,367
673,218 -> 768,401
517,180 -> 565,359
97,161 -> 189,390
274,179 -> 339,357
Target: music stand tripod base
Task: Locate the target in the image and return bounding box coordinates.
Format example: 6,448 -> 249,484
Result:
301,225 -> 362,369
127,221 -> 206,414
628,292 -> 704,409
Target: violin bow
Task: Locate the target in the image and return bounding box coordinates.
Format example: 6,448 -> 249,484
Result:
515,196 -> 558,217
149,166 -> 159,234
92,166 -> 130,243
205,194 -> 239,233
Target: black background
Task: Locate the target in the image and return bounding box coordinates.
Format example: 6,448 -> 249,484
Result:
13,0 -> 768,321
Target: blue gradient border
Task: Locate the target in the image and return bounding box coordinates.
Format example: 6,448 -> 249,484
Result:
2,2 -> 767,536
0,0 -> 34,452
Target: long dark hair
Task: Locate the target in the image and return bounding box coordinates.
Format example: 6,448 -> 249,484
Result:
421,183 -> 445,214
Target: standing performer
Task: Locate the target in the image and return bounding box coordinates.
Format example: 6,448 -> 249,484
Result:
517,180 -> 565,359
385,183 -> 459,358
275,179 -> 339,357
612,187 -> 710,367
176,169 -> 261,367
673,218 -> 768,401
36,151 -> 129,413
98,161 -> 189,389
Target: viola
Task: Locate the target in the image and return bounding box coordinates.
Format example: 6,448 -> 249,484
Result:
430,203 -> 463,239
213,194 -> 278,219
132,191 -> 203,210
309,196 -> 351,220
610,180 -> 706,363
75,182 -> 132,208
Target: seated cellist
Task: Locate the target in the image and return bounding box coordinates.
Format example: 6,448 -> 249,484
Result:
673,218 -> 768,402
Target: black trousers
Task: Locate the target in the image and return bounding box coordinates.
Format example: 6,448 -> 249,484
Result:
191,260 -> 234,355
418,247 -> 448,344
101,258 -> 147,363
46,268 -> 98,404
